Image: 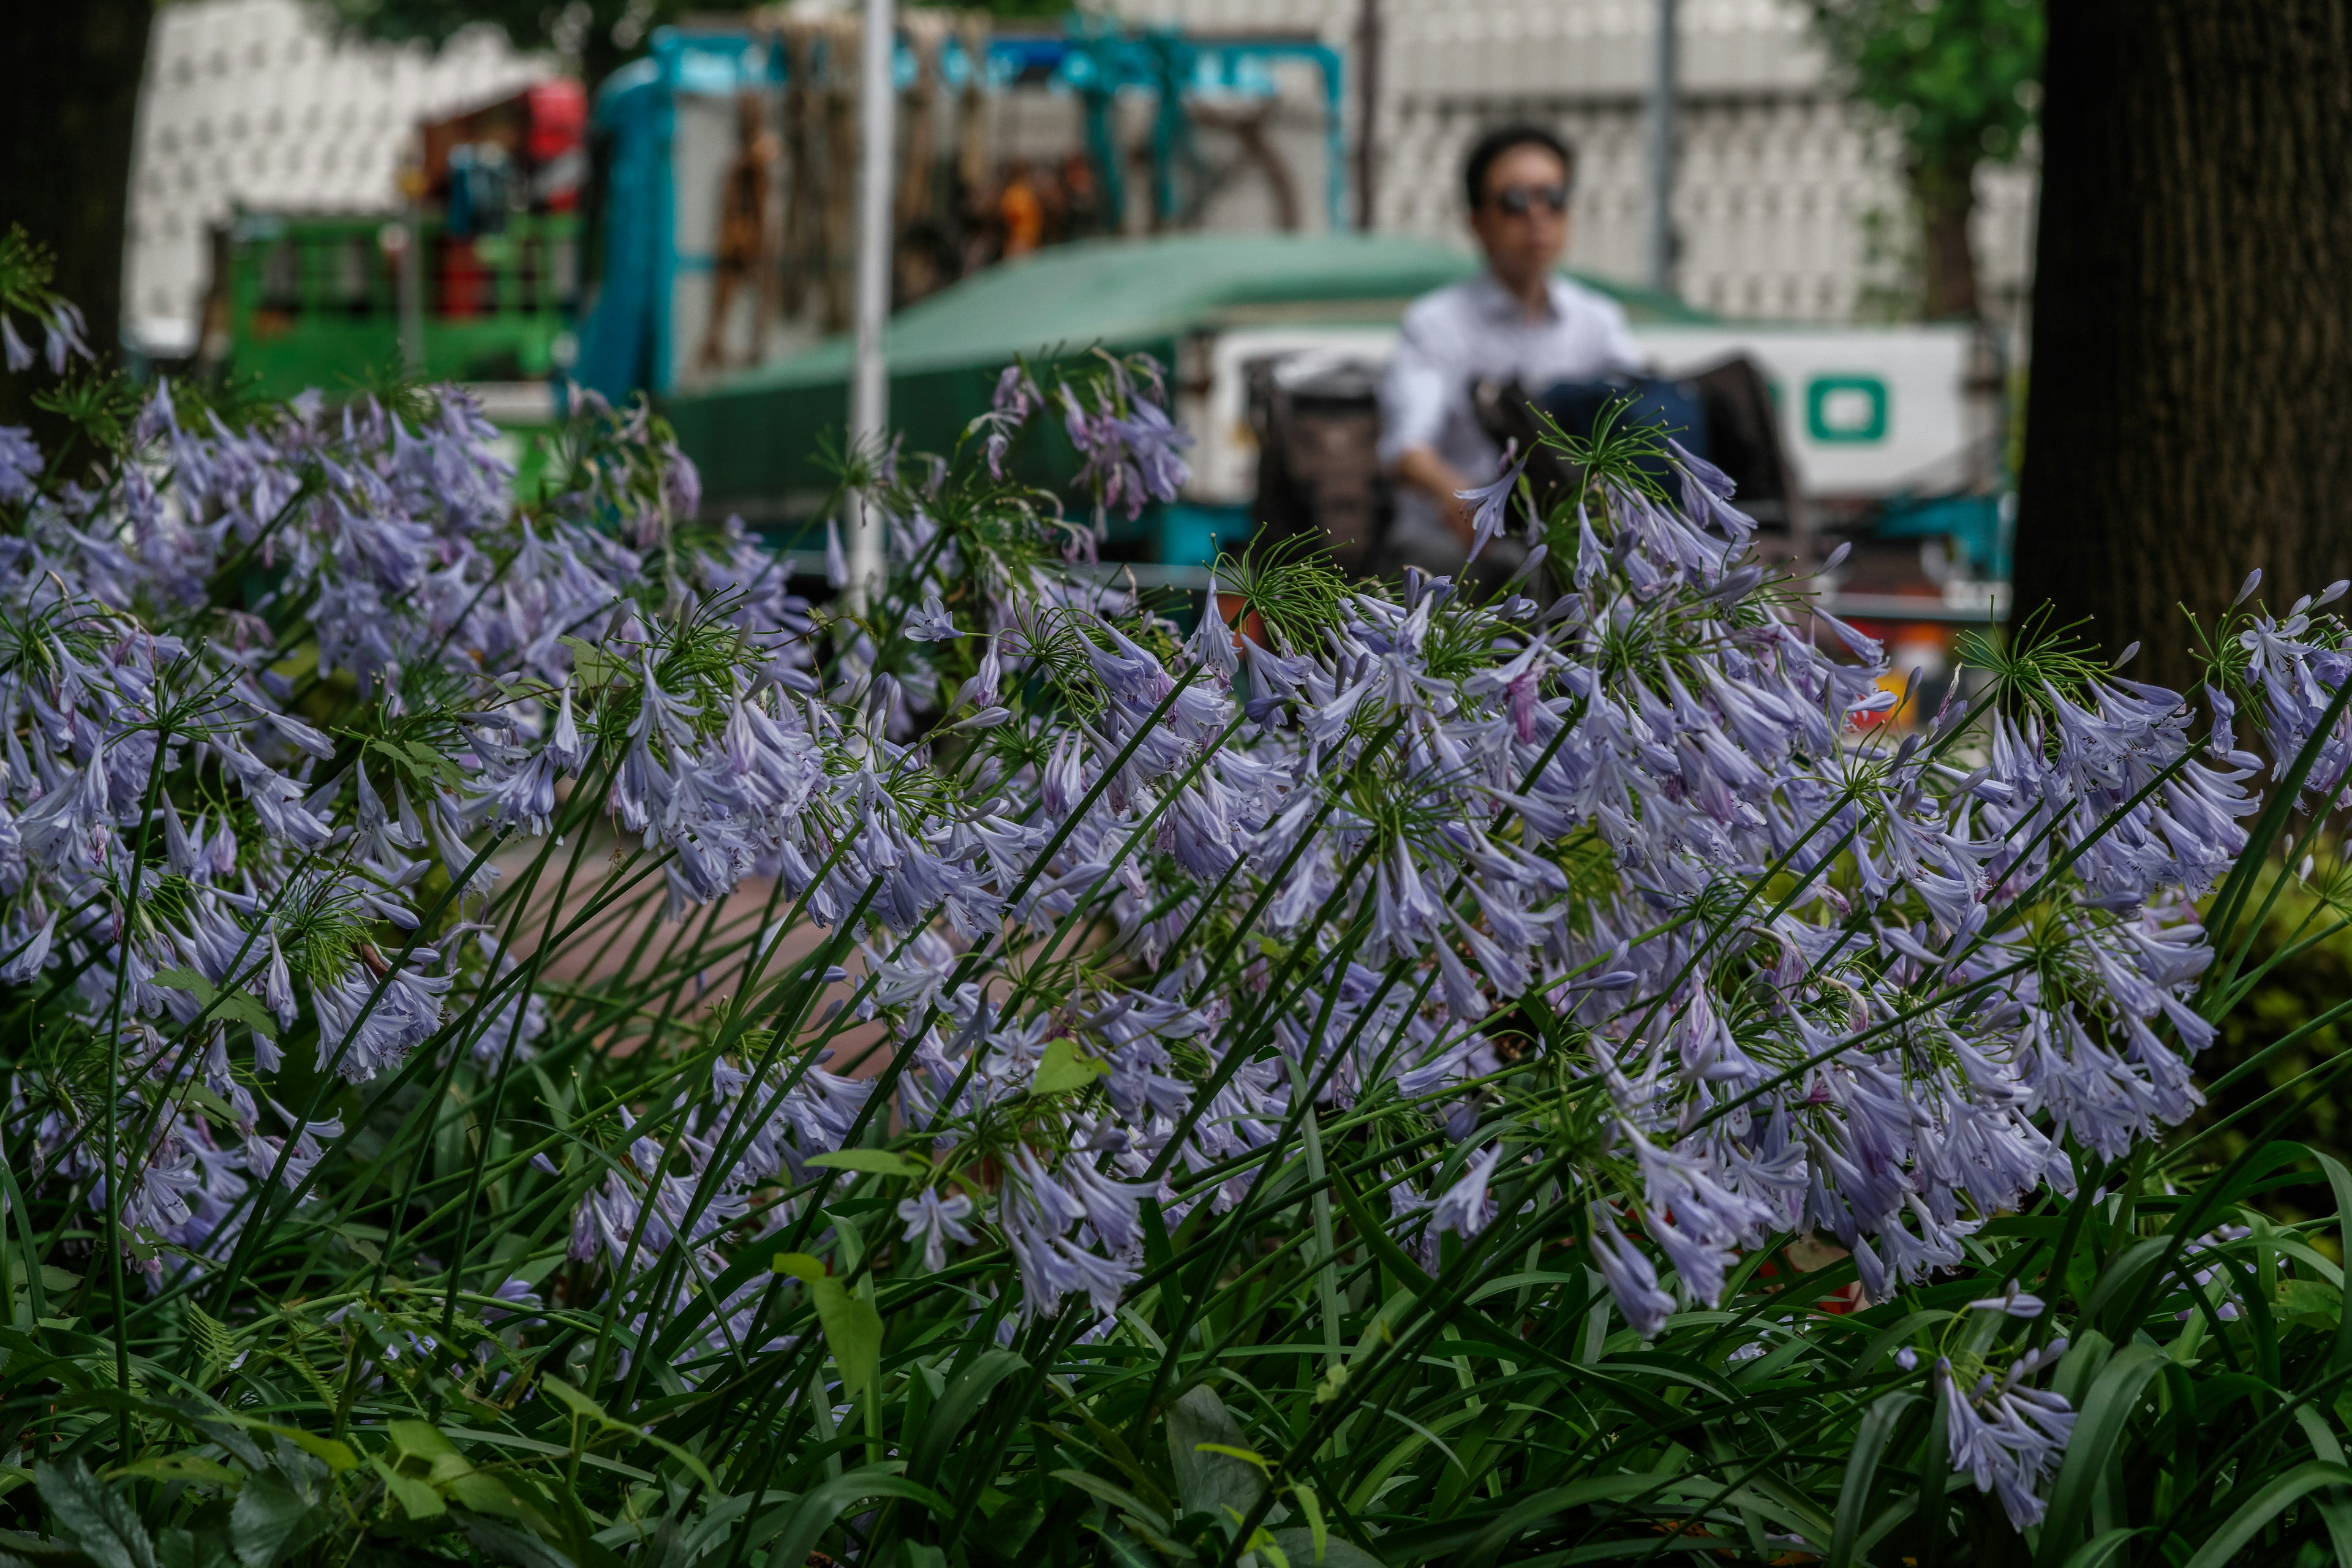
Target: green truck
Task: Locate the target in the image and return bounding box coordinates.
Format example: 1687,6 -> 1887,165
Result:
217,209 -> 579,396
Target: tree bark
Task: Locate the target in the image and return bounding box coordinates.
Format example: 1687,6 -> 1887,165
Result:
2010,1 -> 2352,693
581,24 -> 635,107
0,0 -> 153,425
1911,154 -> 1978,320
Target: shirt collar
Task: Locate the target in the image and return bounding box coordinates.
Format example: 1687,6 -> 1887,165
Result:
1471,268 -> 1565,324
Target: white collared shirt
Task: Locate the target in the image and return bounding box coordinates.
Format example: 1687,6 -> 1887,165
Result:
1376,270 -> 1646,537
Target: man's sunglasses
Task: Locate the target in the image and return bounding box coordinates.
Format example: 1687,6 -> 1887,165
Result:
1488,183 -> 1570,217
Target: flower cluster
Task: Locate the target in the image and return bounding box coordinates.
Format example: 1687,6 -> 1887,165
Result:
0,228 -> 91,385
1937,1335 -> 2077,1529
0,362 -> 818,1287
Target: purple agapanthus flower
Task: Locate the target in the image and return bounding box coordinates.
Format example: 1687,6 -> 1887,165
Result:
1453,444 -> 1529,562
0,425 -> 40,503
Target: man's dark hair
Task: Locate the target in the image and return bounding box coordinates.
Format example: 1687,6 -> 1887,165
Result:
1462,124 -> 1575,210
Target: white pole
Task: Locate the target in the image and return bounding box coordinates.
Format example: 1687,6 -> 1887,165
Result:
847,0 -> 897,614
1646,0 -> 1678,295
398,202 -> 427,374
398,151 -> 427,373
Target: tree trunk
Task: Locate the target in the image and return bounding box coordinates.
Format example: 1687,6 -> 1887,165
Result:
0,0 -> 153,427
2010,1 -> 2352,693
1911,154 -> 1978,320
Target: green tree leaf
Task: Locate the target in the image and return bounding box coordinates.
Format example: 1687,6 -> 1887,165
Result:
36,1460 -> 155,1568
228,1468 -> 327,1568
763,1466 -> 944,1568
386,1420 -> 464,1464
805,1149 -> 926,1178
110,1455 -> 238,1489
536,1374 -> 718,1490
207,990 -> 278,1042
1167,1387 -> 1264,1521
1031,1037 -> 1107,1097
1268,1529 -> 1384,1568
456,1515 -> 576,1568
772,1253 -> 883,1406
445,1472 -> 551,1534
2178,1461 -> 2352,1568
1289,1483 -> 1328,1563
148,967 -> 215,1005
156,1525 -> 236,1568
369,1457 -> 445,1523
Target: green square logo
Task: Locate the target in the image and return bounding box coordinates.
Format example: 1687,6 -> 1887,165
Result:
1806,375 -> 1888,443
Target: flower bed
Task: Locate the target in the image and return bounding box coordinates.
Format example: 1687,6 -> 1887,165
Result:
2,228 -> 2350,1567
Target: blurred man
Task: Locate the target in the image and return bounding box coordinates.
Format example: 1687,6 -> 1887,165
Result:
1377,125 -> 1643,578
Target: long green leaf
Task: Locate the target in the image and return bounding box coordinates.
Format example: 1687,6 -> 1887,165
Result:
2178,1461 -> 2352,1568
761,1466 -> 945,1568
2036,1344 -> 2166,1566
906,1348 -> 1028,1488
1827,1392 -> 1919,1568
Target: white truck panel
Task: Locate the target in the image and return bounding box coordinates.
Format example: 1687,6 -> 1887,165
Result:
1182,319 -> 1980,507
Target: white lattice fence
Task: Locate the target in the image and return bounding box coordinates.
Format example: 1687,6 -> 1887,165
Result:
124,0 -> 545,356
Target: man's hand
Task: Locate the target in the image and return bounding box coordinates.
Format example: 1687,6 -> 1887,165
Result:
1392,445 -> 1480,548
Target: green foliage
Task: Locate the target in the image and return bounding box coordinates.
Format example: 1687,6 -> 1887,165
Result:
1539,393 -> 1675,507
1213,533 -> 1349,656
1958,604 -> 2125,721
9,1128 -> 2352,1565
31,366 -> 140,451
320,0 -> 689,88
0,227 -> 70,324
325,0 -> 1077,79
1806,0 -> 2045,179
1806,0 -> 2044,314
2201,876 -> 2352,1171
